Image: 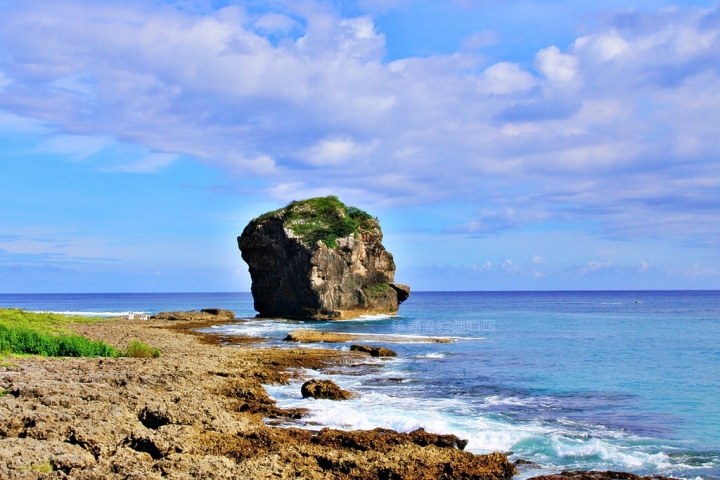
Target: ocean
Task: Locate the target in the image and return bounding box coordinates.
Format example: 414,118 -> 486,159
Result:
1,291 -> 718,479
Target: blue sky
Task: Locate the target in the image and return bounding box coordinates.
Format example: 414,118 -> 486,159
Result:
1,0 -> 720,292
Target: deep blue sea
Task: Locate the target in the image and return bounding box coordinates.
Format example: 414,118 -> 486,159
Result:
1,291 -> 719,479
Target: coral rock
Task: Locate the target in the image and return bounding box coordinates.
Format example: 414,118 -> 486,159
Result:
301,379 -> 355,400
238,196 -> 410,319
350,344 -> 398,357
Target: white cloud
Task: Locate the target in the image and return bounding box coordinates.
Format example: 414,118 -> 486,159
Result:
573,30 -> 628,62
304,137 -> 371,166
479,62 -> 536,94
580,261 -> 613,274
534,46 -> 579,82
253,13 -> 301,33
0,1 -> 719,245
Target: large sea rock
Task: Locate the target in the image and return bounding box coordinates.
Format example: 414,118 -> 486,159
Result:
238,196 -> 410,320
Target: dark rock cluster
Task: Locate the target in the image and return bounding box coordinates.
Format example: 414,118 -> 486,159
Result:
350,344 -> 398,357
300,379 -> 355,400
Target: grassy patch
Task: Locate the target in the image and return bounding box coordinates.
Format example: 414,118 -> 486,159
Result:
0,308 -> 109,335
0,309 -> 160,359
0,324 -> 120,357
252,196 -> 378,248
0,388 -> 8,397
28,463 -> 54,473
125,340 -> 161,358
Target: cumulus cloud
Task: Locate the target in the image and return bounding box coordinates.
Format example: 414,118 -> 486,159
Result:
534,46 -> 579,82
0,1 -> 720,245
580,261 -> 613,275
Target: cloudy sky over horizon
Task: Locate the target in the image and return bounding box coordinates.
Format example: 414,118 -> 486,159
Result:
2,0 -> 720,292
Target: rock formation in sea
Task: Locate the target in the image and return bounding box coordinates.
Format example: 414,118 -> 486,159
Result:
238,196 -> 411,320
300,379 -> 355,400
350,344 -> 398,357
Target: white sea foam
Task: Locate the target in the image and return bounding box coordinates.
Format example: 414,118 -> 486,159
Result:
324,331 -> 469,342
265,373 -> 697,476
354,314 -> 396,321
204,319 -> 299,338
548,435 -> 674,471
414,352 -> 453,359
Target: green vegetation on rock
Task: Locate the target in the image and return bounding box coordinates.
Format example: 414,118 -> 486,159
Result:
364,282 -> 391,297
28,463 -> 54,474
252,196 -> 377,248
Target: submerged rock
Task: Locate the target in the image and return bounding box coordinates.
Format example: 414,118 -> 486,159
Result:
238,196 -> 410,320
283,328 -> 454,344
301,379 -> 355,400
350,344 -> 398,357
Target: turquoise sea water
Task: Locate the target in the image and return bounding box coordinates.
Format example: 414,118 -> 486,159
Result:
2,291 -> 718,478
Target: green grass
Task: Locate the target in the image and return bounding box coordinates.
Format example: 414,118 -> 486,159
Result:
125,340 -> 160,358
252,196 -> 378,248
0,309 -> 160,359
0,324 -> 120,357
21,463 -> 54,474
0,308 -> 110,335
0,388 -> 8,397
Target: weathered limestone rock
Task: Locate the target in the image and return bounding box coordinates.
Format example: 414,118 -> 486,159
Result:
238,196 -> 410,319
350,344 -> 398,357
301,379 -> 355,400
150,309 -> 235,322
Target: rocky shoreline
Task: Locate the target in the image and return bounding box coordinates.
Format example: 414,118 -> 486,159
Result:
0,313 -> 677,479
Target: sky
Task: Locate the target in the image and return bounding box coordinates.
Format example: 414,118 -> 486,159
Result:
1,0 -> 720,293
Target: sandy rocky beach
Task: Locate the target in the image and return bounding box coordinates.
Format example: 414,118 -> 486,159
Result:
0,310 -> 676,480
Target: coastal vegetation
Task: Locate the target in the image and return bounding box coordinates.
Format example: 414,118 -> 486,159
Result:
365,282 -> 391,296
251,195 -> 376,248
125,339 -> 161,358
0,308 -> 159,358
0,324 -> 120,357
0,307 -> 112,334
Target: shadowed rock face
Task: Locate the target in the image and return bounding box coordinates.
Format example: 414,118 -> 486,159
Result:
238,197 -> 410,320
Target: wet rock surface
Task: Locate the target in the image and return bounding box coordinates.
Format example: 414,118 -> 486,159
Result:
238,196 -> 410,319
284,328 -> 453,344
313,427 -> 469,451
350,344 -> 398,357
301,379 -> 355,400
